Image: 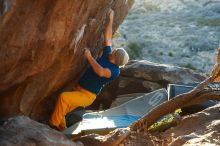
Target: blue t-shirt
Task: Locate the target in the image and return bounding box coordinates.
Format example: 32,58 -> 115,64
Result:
79,46 -> 120,95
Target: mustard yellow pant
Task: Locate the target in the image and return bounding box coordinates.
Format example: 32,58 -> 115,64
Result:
49,85 -> 96,130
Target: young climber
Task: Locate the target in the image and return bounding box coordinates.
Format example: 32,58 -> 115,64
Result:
49,9 -> 129,130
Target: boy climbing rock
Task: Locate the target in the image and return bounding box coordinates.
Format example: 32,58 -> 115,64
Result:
49,9 -> 129,130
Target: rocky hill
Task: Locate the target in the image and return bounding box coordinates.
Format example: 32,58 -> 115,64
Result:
114,0 -> 220,73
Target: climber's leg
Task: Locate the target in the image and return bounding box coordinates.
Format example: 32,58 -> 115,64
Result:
50,86 -> 96,130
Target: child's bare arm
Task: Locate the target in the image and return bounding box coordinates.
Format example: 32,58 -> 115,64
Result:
84,49 -> 111,78
104,9 -> 114,46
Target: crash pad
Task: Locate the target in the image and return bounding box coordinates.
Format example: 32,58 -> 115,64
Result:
63,88 -> 168,135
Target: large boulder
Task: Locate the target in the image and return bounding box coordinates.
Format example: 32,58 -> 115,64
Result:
122,103 -> 220,146
95,60 -> 206,109
0,0 -> 134,121
0,116 -> 81,146
161,103 -> 220,145
121,60 -> 206,83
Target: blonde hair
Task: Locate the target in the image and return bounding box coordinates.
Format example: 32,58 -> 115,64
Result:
114,48 -> 129,67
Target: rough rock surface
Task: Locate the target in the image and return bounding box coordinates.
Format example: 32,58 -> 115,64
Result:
162,103 -> 220,145
95,60 -> 206,109
122,103 -> 220,146
122,60 -> 206,83
0,0 -> 134,121
0,116 -> 82,146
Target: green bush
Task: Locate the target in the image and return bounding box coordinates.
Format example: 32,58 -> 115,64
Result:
113,30 -> 121,39
168,52 -> 174,57
126,41 -> 144,59
120,43 -> 125,47
197,18 -> 220,27
149,109 -> 182,132
179,63 -> 197,71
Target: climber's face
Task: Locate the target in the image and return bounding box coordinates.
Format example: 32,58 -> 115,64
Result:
108,49 -> 116,65
111,49 -> 116,64
112,49 -> 117,60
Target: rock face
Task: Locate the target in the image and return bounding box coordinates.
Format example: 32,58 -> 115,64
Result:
0,116 -> 81,146
95,60 -> 206,109
121,104 -> 220,146
0,0 -> 134,121
161,103 -> 220,145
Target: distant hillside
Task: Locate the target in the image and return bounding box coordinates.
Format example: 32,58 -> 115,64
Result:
114,0 -> 220,73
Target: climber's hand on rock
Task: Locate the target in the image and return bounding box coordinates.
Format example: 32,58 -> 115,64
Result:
108,9 -> 114,21
84,48 -> 92,58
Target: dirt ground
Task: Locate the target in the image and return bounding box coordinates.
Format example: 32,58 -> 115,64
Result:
122,131 -> 169,146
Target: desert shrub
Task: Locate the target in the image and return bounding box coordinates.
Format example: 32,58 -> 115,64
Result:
113,30 -> 121,39
149,109 -> 182,132
126,41 -> 144,59
197,18 -> 220,27
179,63 -> 197,71
168,52 -> 174,57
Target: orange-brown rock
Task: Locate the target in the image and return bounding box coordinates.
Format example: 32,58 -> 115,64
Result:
0,116 -> 80,146
0,0 -> 134,121
161,103 -> 220,145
